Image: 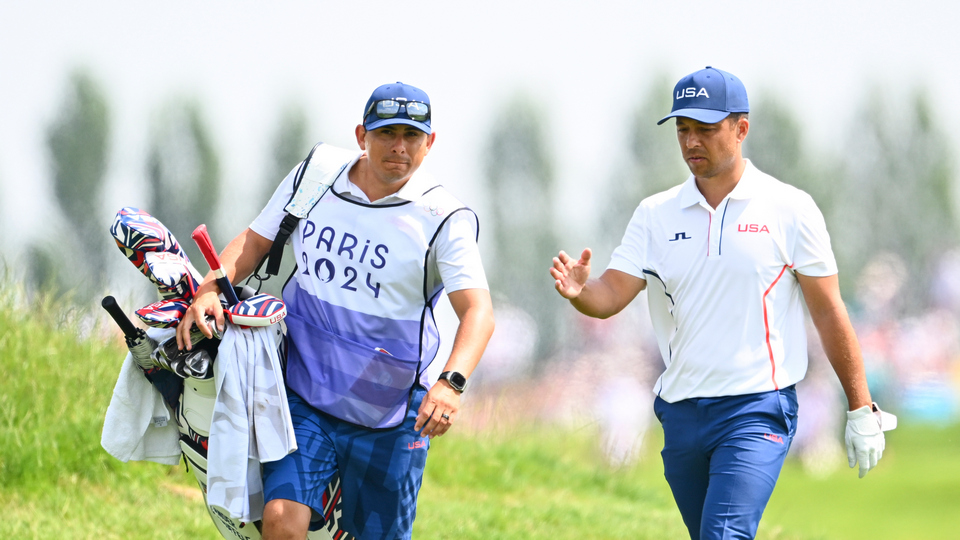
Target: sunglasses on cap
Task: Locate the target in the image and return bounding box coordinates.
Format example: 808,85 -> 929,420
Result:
365,99 -> 431,122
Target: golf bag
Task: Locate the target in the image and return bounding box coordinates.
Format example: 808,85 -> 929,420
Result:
105,207 -> 353,540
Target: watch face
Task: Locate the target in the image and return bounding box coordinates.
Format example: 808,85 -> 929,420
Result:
449,372 -> 467,389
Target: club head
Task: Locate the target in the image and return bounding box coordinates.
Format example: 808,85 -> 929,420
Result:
225,293 -> 287,327
154,324 -> 220,379
154,346 -> 214,379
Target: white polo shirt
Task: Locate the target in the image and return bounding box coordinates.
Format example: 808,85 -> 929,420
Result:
608,160 -> 837,403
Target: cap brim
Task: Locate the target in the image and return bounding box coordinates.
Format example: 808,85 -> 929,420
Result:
657,108 -> 731,125
364,117 -> 431,135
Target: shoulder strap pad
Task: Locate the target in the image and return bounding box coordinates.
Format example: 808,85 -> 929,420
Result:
284,143 -> 356,217
265,142 -> 355,276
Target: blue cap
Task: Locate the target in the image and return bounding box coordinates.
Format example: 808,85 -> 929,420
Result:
362,82 -> 432,134
657,67 -> 749,125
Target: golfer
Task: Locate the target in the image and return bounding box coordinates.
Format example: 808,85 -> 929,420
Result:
551,66 -> 894,540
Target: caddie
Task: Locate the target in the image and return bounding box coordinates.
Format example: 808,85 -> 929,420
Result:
178,81 -> 495,540
550,66 -> 895,540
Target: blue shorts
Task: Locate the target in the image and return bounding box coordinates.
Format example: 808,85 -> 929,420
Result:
654,386 -> 798,540
263,387 -> 430,540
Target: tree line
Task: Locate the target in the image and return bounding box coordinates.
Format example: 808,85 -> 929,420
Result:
15,68 -> 959,365
24,69 -> 312,300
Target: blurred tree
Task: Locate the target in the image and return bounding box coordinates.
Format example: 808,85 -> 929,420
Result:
40,69 -> 111,296
744,89 -> 845,242
598,74 -> 687,259
26,244 -> 63,295
483,93 -> 563,362
146,97 -> 221,267
744,91 -> 831,203
253,103 -> 312,297
831,88 -> 958,312
262,103 -> 311,203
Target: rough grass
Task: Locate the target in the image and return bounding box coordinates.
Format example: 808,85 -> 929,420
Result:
0,286 -> 123,487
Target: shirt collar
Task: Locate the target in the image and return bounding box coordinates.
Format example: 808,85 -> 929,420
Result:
334,152 -> 438,204
727,159 -> 761,200
678,158 -> 761,209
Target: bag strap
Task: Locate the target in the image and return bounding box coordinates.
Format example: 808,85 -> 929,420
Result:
264,142 -> 352,277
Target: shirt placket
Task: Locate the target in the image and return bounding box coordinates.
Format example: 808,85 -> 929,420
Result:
704,198 -> 730,259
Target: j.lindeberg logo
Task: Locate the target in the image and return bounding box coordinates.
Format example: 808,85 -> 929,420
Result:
669,232 -> 691,241
676,87 -> 710,99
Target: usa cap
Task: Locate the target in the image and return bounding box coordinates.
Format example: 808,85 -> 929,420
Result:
362,81 -> 432,134
657,66 -> 749,125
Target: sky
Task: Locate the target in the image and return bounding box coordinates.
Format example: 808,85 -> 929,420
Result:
3,0 -> 960,263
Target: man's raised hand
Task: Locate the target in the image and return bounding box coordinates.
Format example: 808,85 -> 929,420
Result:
552,248 -> 592,299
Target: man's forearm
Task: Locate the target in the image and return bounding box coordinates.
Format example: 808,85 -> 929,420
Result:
443,289 -> 495,379
813,310 -> 872,411
570,278 -> 630,319
221,228 -> 273,284
799,273 -> 873,411
442,303 -> 494,378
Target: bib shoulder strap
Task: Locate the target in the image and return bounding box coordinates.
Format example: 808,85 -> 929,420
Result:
264,142 -> 355,276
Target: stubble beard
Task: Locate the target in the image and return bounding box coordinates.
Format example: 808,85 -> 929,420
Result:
687,152 -> 737,182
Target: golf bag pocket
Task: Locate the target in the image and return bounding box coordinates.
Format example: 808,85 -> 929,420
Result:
182,376 -> 217,438
284,313 -> 418,429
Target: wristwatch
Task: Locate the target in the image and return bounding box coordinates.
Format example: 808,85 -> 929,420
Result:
438,371 -> 468,393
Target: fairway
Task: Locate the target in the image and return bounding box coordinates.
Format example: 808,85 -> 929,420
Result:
763,422 -> 960,540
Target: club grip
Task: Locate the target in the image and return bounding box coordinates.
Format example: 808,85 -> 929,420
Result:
191,223 -> 240,306
101,295 -> 144,339
191,224 -> 221,271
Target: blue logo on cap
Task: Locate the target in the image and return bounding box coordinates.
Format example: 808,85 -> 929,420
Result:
658,66 -> 749,125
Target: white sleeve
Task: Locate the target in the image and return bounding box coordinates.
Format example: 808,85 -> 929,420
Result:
792,193 -> 838,277
606,203 -> 649,279
431,210 -> 488,293
249,164 -> 301,241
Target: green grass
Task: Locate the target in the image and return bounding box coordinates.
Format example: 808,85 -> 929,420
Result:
416,421 -> 960,540
415,425 -> 687,539
2,281 -> 959,539
0,288 -> 121,487
764,423 -> 960,540
3,467 -> 218,539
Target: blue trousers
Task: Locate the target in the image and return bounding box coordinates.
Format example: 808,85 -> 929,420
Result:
654,386 -> 798,540
263,387 -> 430,540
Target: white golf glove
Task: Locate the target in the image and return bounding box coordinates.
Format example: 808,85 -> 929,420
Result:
845,402 -> 897,478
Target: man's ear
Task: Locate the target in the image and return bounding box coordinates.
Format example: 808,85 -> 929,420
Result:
426,132 -> 436,151
355,125 -> 367,150
737,118 -> 749,143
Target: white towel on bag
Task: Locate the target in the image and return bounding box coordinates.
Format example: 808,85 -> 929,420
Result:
101,328 -> 181,465
205,323 -> 297,522
101,324 -> 296,523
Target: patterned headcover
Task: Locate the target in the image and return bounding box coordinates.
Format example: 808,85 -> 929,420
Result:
111,207 -> 200,300
226,293 -> 287,327
136,298 -> 190,328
